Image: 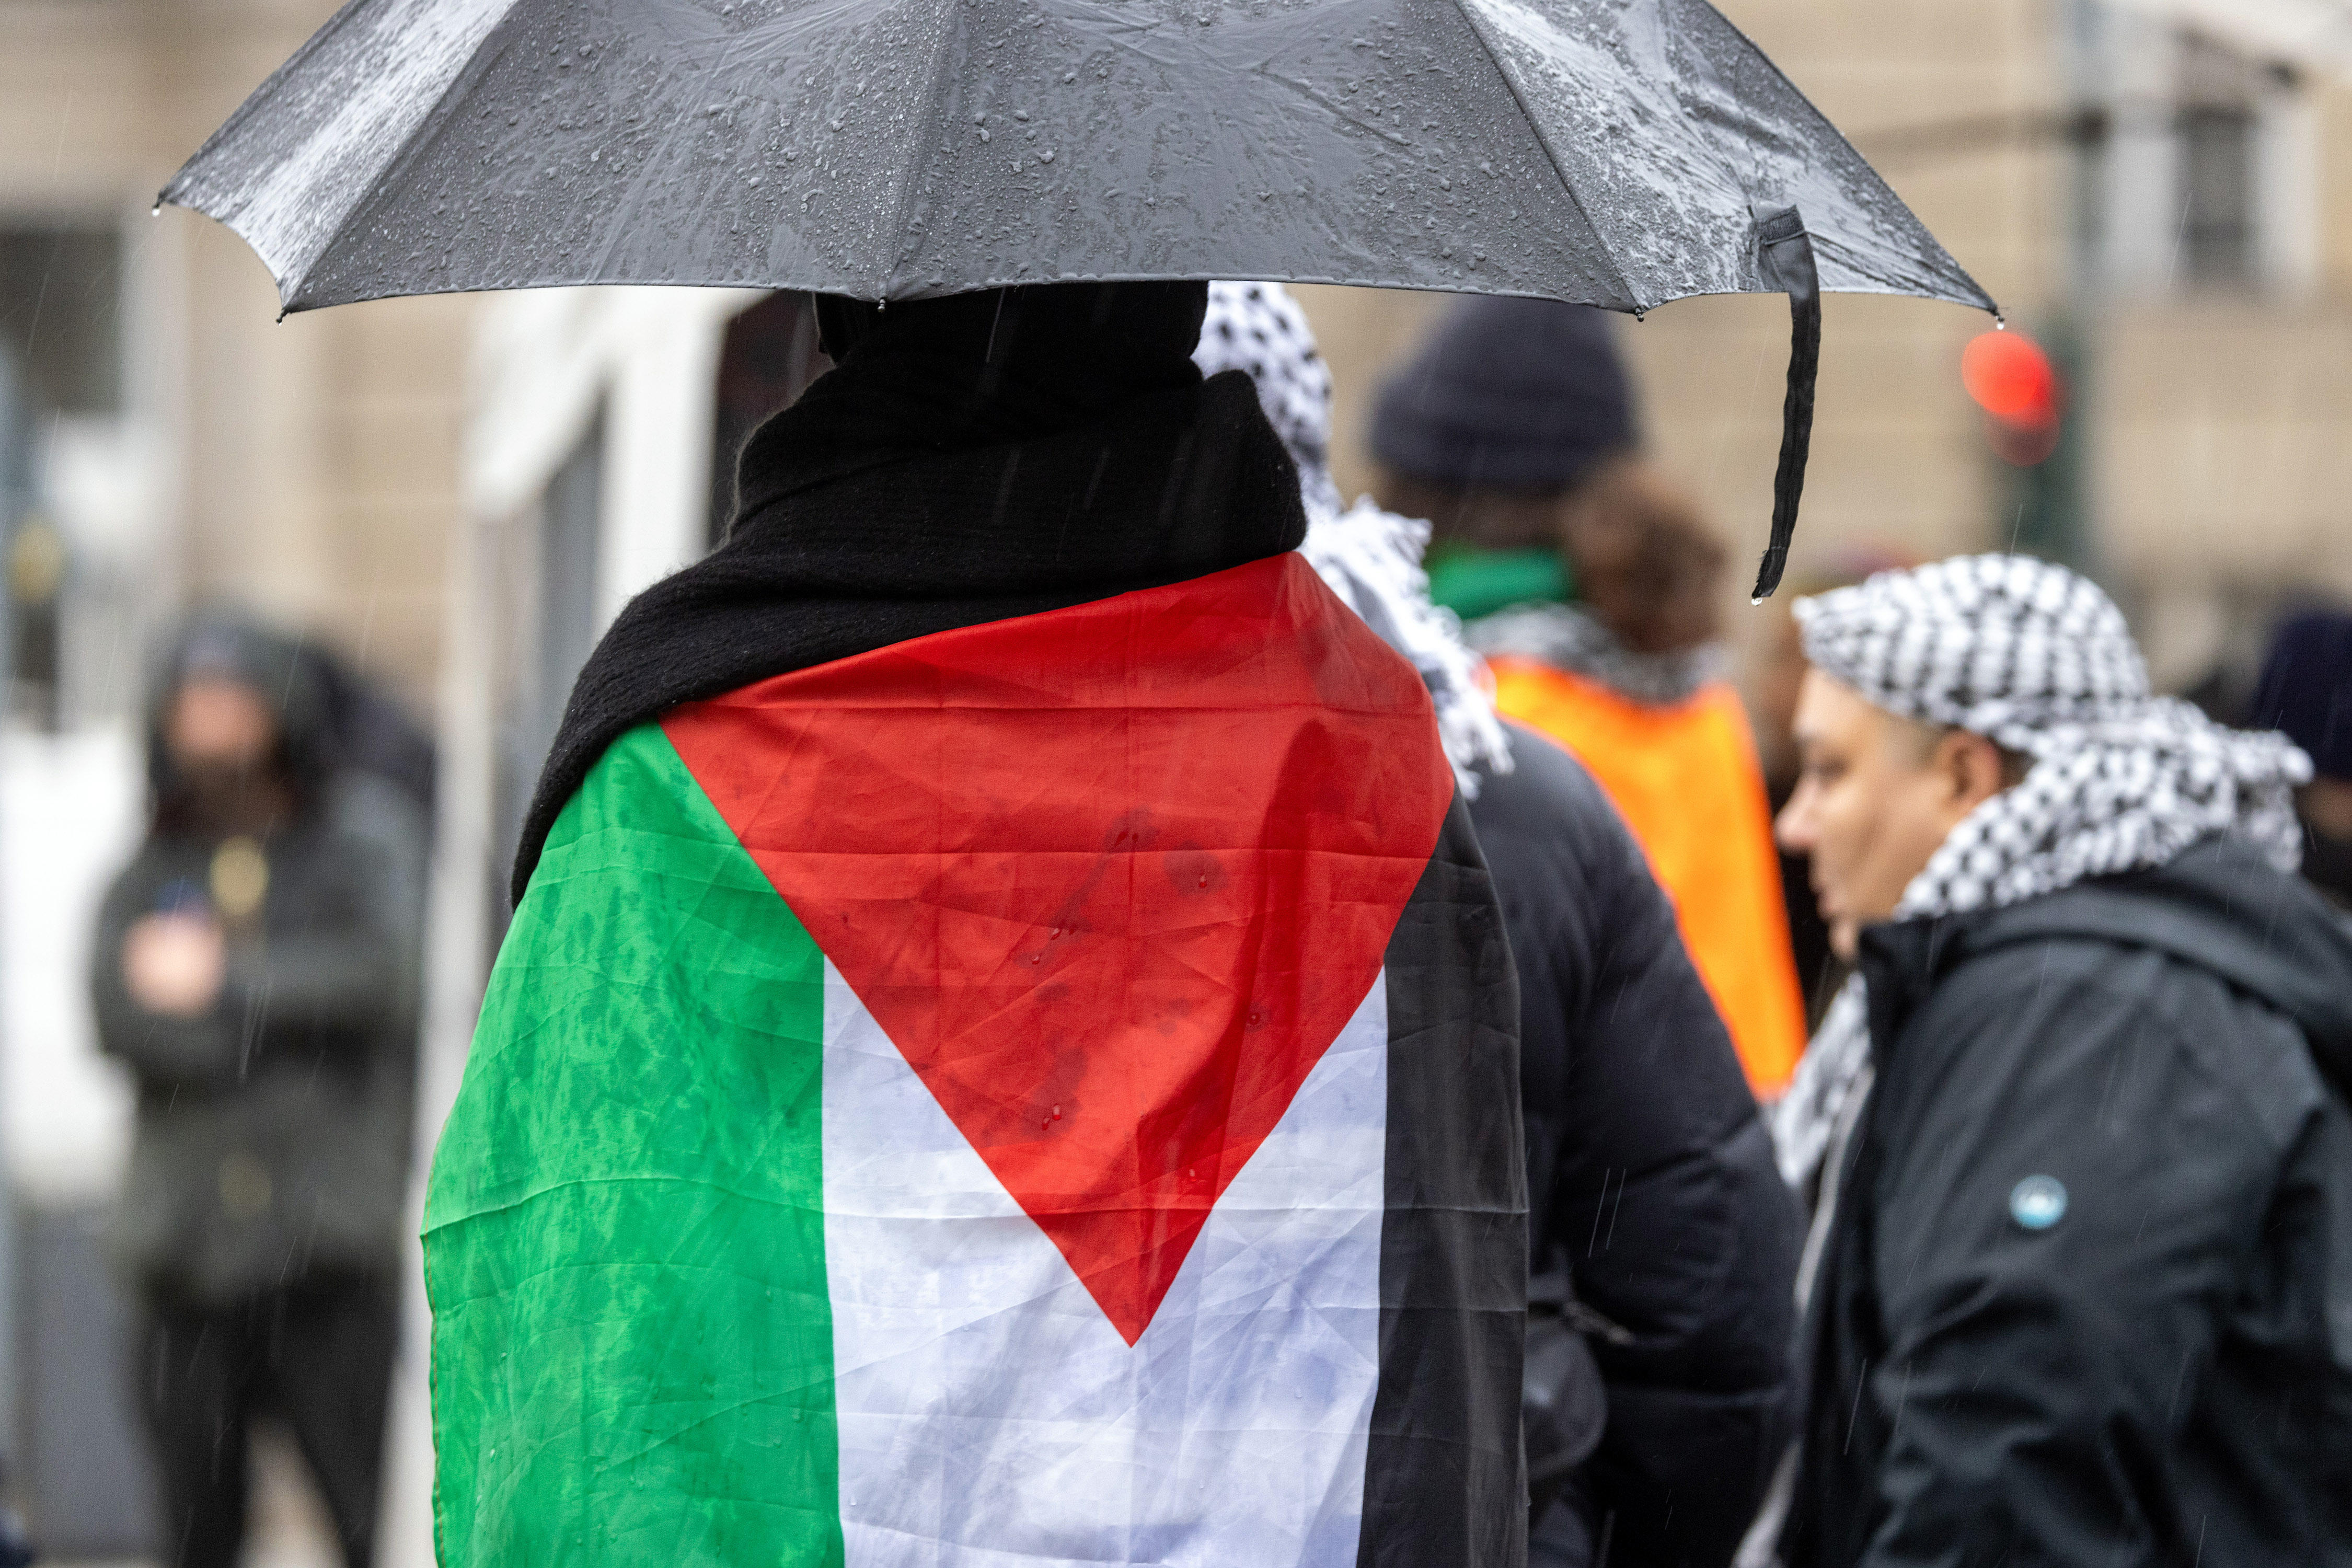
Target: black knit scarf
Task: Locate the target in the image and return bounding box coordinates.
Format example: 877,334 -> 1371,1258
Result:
511,282 -> 1307,902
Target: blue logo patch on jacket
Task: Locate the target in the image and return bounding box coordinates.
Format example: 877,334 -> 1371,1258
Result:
2010,1174 -> 2068,1230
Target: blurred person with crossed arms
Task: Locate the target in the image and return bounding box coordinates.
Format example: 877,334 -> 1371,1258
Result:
93,617 -> 424,1568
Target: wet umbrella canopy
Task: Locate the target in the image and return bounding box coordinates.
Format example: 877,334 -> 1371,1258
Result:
160,0 -> 1996,590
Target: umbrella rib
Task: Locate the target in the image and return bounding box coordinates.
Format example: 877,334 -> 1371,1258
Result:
264,0 -> 527,310
274,0 -> 526,310
879,0 -> 972,301
161,0 -> 368,215
1442,0 -> 1641,313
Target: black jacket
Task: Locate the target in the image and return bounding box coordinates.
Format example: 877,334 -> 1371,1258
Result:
94,624 -> 426,1305
1472,725 -> 1802,1568
1787,838 -> 2352,1568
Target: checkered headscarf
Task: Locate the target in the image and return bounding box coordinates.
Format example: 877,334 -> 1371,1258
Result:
1195,282 -> 1511,792
1196,282 -> 1342,517
1797,552 -> 2309,919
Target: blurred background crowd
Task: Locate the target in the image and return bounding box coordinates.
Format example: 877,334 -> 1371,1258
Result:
3,0 -> 2352,1562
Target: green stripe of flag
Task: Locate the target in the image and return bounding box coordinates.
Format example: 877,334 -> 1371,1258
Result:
424,725 -> 844,1567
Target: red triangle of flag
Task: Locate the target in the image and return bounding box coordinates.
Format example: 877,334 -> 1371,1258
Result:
664,556 -> 1452,1344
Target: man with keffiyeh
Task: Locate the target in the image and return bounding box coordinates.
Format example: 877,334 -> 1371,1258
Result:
1761,555 -> 2352,1567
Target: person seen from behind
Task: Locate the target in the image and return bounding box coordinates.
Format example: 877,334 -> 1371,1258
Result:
425,284 -> 1525,1565
1766,555 -> 2352,1567
93,617 -> 425,1568
2253,607 -> 2352,912
1203,282 -> 1801,1568
1371,297 -> 1807,1095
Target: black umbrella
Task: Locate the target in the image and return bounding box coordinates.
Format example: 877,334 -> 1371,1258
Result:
161,0 -> 1995,593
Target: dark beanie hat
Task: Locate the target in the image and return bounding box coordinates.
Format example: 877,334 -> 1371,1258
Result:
1369,296 -> 1636,491
2253,609 -> 2352,780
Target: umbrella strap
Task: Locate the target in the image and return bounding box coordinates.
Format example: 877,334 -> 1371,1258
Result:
1751,205 -> 1820,601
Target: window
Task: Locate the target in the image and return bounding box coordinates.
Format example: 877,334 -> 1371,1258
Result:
0,226 -> 122,416
2176,37 -> 2259,284
488,412 -> 604,941
2066,7 -> 2311,297
537,419 -> 605,723
0,224 -> 125,724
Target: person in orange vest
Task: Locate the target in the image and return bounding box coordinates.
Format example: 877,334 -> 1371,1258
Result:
1371,297 -> 1806,1096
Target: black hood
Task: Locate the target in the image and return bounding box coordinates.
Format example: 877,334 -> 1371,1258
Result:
507,280 -> 1302,905
144,614 -> 336,822
1863,837 -> 2352,1097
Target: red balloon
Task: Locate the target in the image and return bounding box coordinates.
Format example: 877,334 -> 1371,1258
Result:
1961,331 -> 2060,425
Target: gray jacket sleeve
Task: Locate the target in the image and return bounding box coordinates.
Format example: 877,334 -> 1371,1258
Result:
1855,950 -> 2294,1568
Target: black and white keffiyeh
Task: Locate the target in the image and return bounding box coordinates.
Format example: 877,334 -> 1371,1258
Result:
1194,282 -> 1343,518
1798,551 -> 2308,918
1771,554 -> 2311,1191
1196,282 -> 1512,794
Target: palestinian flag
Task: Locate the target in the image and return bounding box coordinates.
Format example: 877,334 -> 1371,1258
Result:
425,553 -> 1525,1566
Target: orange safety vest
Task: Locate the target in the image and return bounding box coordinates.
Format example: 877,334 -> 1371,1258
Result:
1489,656 -> 1806,1097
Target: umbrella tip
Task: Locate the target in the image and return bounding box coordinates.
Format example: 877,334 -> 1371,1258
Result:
1993,314 -> 2007,330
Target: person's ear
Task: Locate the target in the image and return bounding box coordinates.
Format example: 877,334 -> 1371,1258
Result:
1936,729 -> 2009,814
